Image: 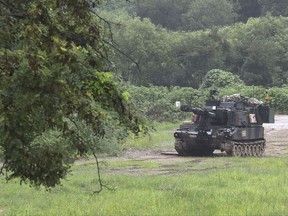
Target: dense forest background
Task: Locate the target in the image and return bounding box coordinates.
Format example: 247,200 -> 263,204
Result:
98,0 -> 288,88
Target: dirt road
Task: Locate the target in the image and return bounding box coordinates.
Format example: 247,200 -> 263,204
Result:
263,115 -> 288,156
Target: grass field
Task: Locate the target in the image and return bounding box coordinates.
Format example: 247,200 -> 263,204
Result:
1,122 -> 288,216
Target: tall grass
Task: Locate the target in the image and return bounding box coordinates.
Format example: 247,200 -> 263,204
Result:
122,121 -> 180,150
1,157 -> 288,215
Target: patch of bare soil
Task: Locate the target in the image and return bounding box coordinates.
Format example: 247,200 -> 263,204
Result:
263,115 -> 288,156
104,149 -> 217,176
106,148 -> 191,168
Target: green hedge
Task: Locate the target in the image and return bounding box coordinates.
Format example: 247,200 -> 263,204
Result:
126,85 -> 288,122
125,85 -> 205,122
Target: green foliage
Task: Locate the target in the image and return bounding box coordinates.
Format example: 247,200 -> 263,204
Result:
220,15 -> 288,86
132,0 -> 288,29
106,11 -> 288,88
0,1 -> 145,188
133,0 -> 191,30
132,0 -> 240,31
258,0 -> 288,17
126,83 -> 288,121
66,116 -> 127,156
99,0 -> 288,88
125,85 -> 204,122
101,10 -> 178,86
265,87 -> 288,114
171,30 -> 228,88
182,0 -> 237,31
232,0 -> 262,22
208,85 -> 288,114
102,10 -> 228,87
100,0 -> 134,11
199,69 -> 245,90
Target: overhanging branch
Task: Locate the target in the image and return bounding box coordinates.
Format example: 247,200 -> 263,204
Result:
88,8 -> 142,73
0,160 -> 6,175
89,146 -> 115,194
68,117 -> 114,194
0,0 -> 27,18
103,39 -> 142,74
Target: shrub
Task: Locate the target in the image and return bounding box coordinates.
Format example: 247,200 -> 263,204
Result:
199,69 -> 245,90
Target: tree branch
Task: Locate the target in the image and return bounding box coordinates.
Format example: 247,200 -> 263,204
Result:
0,160 -> 6,176
89,9 -> 113,35
103,39 -> 142,74
88,9 -> 142,73
0,13 -> 26,18
89,146 -> 115,194
0,0 -> 27,18
0,1 -> 17,12
68,117 -> 114,194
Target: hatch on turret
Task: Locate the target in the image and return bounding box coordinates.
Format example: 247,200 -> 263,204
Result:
258,106 -> 275,123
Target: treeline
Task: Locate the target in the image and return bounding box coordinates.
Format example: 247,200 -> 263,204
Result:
105,14 -> 288,88
102,0 -> 288,31
126,84 -> 288,123
131,0 -> 288,31
98,1 -> 288,88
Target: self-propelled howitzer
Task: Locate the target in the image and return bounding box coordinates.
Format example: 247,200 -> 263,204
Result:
174,94 -> 275,156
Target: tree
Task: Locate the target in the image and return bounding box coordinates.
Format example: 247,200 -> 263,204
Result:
219,16 -> 288,86
172,29 -> 228,88
101,11 -> 179,86
100,0 -> 135,11
258,0 -> 288,17
133,0 -> 238,31
231,0 -> 261,22
0,0 -> 144,188
182,0 -> 237,31
134,0 -> 190,30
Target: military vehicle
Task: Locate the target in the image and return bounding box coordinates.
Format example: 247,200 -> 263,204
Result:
174,93 -> 274,156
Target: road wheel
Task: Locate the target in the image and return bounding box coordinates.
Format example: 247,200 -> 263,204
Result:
252,145 -> 257,156
240,145 -> 245,156
260,144 -> 265,156
248,145 -> 253,156
256,145 -> 261,156
231,145 -> 238,156
244,145 -> 249,156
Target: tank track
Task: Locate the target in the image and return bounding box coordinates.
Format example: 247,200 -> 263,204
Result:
225,139 -> 266,157
175,139 -> 214,156
175,138 -> 265,157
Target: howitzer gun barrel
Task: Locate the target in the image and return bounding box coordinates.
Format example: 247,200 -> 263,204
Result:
180,105 -> 216,119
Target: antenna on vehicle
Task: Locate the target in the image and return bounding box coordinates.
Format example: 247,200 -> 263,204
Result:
265,91 -> 270,105
209,89 -> 219,101
252,85 -> 255,99
189,94 -> 193,106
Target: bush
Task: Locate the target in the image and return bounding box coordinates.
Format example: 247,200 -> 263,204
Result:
125,85 -> 206,122
199,69 -> 245,90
